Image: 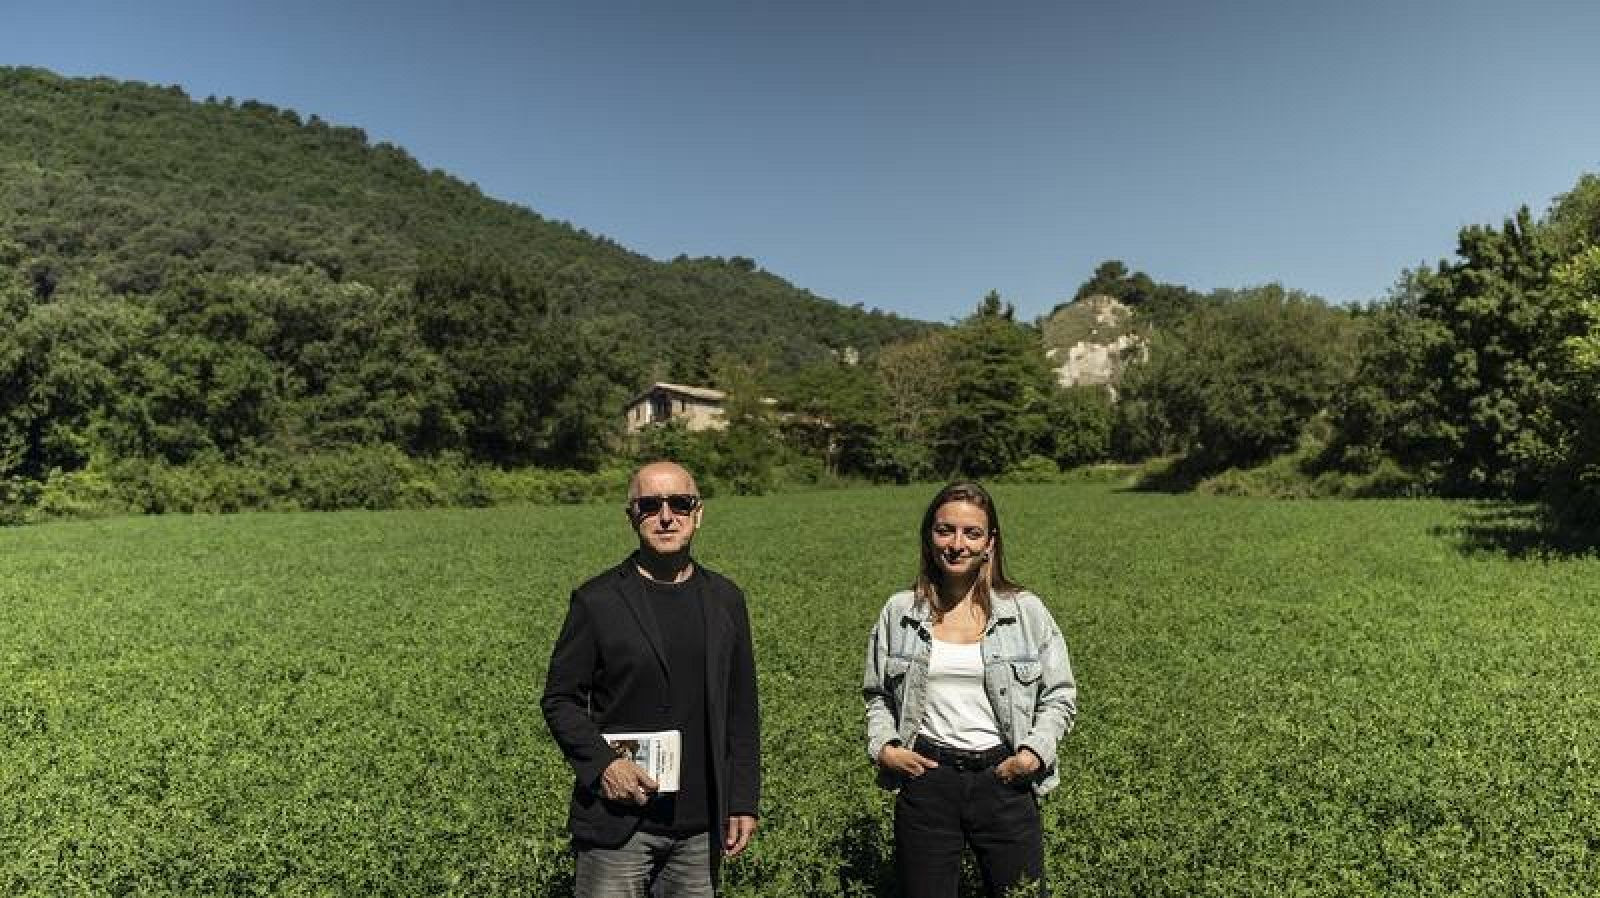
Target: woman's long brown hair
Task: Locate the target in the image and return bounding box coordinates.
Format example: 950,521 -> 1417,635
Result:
913,481 -> 1023,621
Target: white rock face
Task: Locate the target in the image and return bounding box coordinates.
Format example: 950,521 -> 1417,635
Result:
1087,296 -> 1126,329
1044,296 -> 1145,392
1054,334 -> 1144,388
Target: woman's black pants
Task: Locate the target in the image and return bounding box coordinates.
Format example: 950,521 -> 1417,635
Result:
893,762 -> 1046,897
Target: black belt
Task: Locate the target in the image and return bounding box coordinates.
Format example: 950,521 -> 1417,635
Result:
913,736 -> 1010,772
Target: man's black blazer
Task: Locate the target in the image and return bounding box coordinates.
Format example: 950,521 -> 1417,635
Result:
540,557 -> 761,848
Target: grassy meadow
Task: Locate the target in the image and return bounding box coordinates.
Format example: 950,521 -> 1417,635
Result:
1,484 -> 1597,896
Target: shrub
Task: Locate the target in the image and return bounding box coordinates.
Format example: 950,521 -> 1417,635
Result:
14,450 -> 640,520
997,454 -> 1062,483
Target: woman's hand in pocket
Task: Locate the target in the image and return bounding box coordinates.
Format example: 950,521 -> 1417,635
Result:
878,743 -> 940,777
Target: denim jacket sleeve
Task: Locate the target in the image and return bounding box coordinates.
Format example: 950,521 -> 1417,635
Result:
862,594 -> 904,764
1014,592 -> 1077,774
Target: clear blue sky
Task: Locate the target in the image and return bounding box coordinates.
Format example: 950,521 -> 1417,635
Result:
5,0 -> 1599,322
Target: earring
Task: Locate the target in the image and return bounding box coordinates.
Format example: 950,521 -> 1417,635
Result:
981,550 -> 991,561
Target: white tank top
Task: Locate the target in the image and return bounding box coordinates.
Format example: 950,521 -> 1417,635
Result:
917,637 -> 1003,750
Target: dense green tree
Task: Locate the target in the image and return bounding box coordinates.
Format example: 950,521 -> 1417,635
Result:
1043,386 -> 1114,469
1321,279 -> 1453,478
1120,286 -> 1360,473
0,285 -> 156,476
1544,174 -> 1600,257
873,331 -> 954,482
1546,246 -> 1600,526
215,269 -> 463,453
1540,177 -> 1600,524
0,265 -> 47,474
1068,259 -> 1202,331
113,334 -> 277,464
772,359 -> 894,479
1331,211 -> 1573,496
707,357 -> 787,493
543,315 -> 648,471
930,292 -> 1055,478
411,255 -> 595,467
1073,260 -> 1136,301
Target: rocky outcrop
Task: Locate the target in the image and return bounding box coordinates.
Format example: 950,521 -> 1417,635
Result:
1041,295 -> 1145,393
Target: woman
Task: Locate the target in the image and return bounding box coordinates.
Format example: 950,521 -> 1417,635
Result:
863,482 -> 1077,897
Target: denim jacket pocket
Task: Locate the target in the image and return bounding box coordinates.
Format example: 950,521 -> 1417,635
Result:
1009,660 -> 1042,684
883,655 -> 912,704
885,655 -> 912,681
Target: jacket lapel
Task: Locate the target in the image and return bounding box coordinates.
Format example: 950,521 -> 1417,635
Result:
614,561 -> 670,679
703,571 -> 727,690
985,593 -> 1019,636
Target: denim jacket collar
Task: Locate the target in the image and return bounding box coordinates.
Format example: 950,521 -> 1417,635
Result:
902,590 -> 1020,636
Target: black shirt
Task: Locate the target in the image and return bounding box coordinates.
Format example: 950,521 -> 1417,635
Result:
635,565 -> 714,836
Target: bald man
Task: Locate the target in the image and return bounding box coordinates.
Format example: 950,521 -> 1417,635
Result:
541,461 -> 760,897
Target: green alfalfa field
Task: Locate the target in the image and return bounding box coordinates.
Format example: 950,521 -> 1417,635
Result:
1,483 -> 1596,897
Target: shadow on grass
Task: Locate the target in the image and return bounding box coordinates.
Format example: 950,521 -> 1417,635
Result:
1115,455 -> 1212,494
1434,502 -> 1600,559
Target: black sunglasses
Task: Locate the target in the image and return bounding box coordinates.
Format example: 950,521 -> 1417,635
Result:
630,494 -> 701,515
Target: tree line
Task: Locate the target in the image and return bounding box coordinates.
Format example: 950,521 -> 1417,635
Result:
1050,176 -> 1600,537
4,66 -> 1600,533
8,171 -> 1600,523
683,169 -> 1600,544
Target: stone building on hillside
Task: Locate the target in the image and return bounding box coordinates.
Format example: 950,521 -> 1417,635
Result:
624,382 -> 728,433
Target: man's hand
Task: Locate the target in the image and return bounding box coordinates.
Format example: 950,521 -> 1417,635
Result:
723,814 -> 758,857
877,743 -> 939,777
599,759 -> 658,805
994,748 -> 1042,785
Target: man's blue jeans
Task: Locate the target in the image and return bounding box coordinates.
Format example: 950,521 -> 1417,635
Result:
574,829 -> 715,898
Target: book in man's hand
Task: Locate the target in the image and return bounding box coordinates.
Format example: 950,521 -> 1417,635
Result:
603,729 -> 681,792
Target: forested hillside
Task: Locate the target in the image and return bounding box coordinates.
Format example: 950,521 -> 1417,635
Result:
0,66 -> 928,512
0,67 -> 922,359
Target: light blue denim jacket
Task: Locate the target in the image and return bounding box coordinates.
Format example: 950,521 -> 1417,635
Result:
863,588 -> 1078,797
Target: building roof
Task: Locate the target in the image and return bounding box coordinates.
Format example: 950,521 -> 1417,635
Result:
628,382 -> 727,405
